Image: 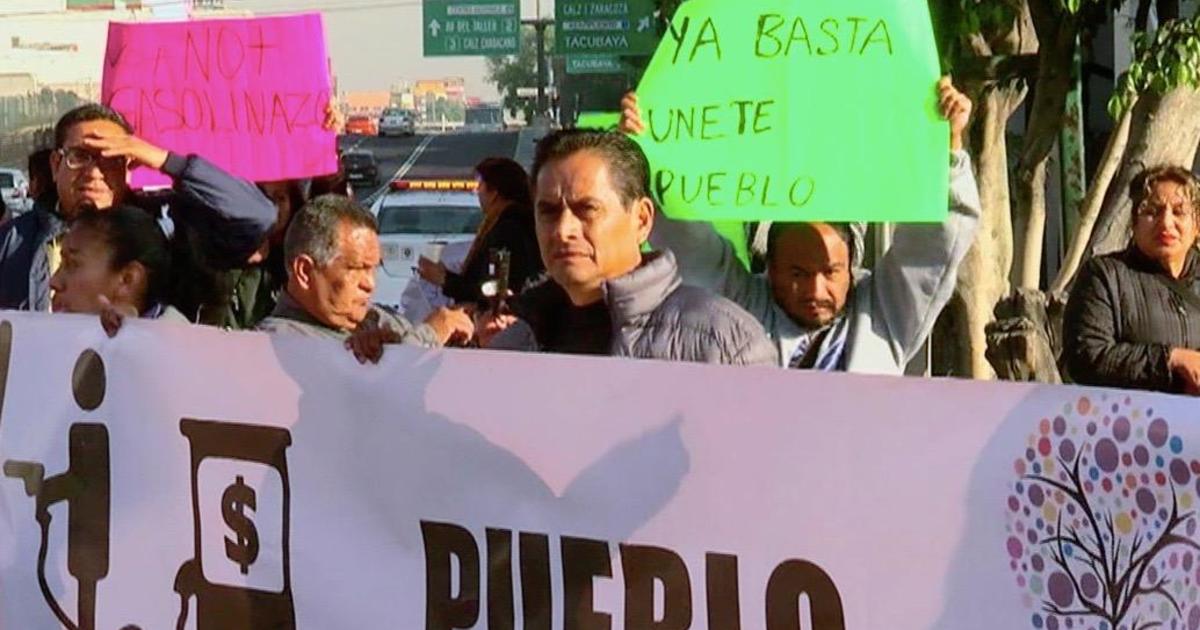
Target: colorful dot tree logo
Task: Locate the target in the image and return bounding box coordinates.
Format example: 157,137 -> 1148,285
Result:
1007,395 -> 1200,630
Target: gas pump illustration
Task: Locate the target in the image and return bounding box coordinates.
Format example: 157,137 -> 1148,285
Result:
3,349 -> 111,630
174,418 -> 296,629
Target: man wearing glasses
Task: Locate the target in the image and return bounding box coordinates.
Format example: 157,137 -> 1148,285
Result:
0,103 -> 276,312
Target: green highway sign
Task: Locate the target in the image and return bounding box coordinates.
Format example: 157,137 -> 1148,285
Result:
555,0 -> 658,55
423,0 -> 520,57
566,54 -> 626,74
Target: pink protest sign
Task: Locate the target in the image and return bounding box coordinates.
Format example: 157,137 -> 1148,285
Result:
102,14 -> 337,187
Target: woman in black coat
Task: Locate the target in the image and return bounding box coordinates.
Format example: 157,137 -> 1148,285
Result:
1064,165 -> 1200,394
416,157 -> 543,306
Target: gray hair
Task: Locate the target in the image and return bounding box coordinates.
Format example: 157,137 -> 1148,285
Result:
283,194 -> 377,270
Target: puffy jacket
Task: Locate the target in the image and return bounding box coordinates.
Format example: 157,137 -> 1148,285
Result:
650,150 -> 982,374
0,152 -> 276,311
491,250 -> 777,366
0,196 -> 63,310
1063,247 -> 1200,393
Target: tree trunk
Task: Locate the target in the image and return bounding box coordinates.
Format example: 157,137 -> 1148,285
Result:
1086,87 -> 1200,257
1050,106 -> 1134,293
1013,160 -> 1050,288
943,85 -> 1025,378
1011,12 -> 1077,289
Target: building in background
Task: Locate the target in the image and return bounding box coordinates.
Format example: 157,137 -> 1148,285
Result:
341,90 -> 391,118
412,77 -> 466,124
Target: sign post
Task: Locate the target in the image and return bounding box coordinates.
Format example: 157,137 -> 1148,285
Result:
554,0 -> 658,55
423,0 -> 520,57
566,54 -> 627,74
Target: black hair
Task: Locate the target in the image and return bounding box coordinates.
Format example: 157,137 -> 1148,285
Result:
72,205 -> 172,311
54,103 -> 133,148
309,158 -> 353,198
766,222 -> 858,267
28,148 -> 53,188
475,157 -> 533,207
531,129 -> 651,207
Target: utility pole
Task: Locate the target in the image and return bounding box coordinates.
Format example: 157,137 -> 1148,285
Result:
522,0 -> 553,119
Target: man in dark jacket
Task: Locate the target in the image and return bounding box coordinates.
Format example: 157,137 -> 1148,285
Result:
479,130 -> 776,366
0,103 -> 276,312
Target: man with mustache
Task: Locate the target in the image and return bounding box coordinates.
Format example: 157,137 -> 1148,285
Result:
0,103 -> 277,313
476,129 -> 776,366
619,78 -> 982,373
259,194 -> 474,349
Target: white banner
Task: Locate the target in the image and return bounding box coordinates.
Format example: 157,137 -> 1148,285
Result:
2,311 -> 1200,630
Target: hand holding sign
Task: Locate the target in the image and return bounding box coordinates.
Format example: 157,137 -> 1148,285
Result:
632,0 -> 950,223
938,77 -> 972,152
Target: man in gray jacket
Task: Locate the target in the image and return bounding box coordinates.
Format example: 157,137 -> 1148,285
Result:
619,79 -> 982,375
258,195 -> 474,353
479,129 -> 776,366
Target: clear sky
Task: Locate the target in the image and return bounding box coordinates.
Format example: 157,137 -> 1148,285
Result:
230,0 -> 553,100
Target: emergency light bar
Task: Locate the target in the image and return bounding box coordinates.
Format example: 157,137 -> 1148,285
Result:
390,180 -> 477,191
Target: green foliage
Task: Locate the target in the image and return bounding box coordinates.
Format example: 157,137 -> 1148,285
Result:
1109,15 -> 1200,117
485,28 -> 554,120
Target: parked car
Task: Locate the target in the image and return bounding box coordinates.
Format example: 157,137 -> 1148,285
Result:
378,108 -> 416,137
0,168 -> 31,215
345,115 -> 378,136
341,150 -> 380,187
368,179 -> 481,308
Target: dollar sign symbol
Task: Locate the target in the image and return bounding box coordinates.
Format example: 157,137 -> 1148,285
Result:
222,475 -> 259,575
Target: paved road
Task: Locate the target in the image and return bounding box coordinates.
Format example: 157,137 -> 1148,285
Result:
337,131 -> 519,207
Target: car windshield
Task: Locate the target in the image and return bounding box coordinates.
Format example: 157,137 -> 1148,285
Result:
0,173 -> 13,188
342,154 -> 374,166
378,205 -> 481,235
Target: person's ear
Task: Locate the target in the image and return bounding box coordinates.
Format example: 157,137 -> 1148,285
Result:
116,261 -> 148,308
49,150 -> 63,184
634,196 -> 655,245
292,255 -> 317,291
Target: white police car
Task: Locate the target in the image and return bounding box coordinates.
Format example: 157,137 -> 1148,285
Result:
368,179 -> 481,308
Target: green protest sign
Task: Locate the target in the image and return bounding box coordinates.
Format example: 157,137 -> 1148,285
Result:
574,111 -> 621,130
633,0 -> 949,222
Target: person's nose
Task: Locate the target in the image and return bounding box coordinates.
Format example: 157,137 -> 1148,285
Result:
553,208 -> 584,244
49,268 -> 65,293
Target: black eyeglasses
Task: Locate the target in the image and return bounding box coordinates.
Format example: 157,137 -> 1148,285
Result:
57,147 -> 128,172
